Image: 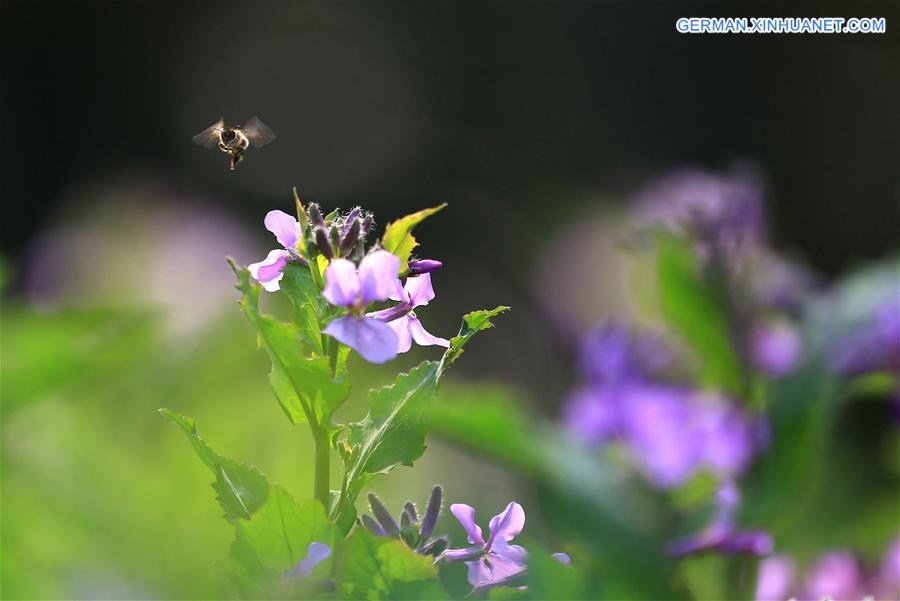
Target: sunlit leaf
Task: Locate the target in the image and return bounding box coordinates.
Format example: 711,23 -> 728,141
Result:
231,262 -> 350,426
335,528 -> 447,600
381,204 -> 447,268
656,234 -> 743,394
160,409 -> 269,521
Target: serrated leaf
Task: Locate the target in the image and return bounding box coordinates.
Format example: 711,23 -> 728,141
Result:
232,262 -> 351,426
335,528 -> 447,600
332,307 -> 508,527
160,409 -> 269,521
442,306 -> 510,367
279,263 -> 325,356
233,486 -> 333,571
656,235 -> 743,394
381,204 -> 447,268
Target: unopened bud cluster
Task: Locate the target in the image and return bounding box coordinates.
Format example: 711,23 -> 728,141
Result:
295,193 -> 374,263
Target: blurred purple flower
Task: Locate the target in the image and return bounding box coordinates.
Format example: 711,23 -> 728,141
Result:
367,273 -> 450,354
750,320 -> 803,377
668,481 -> 773,557
800,550 -> 866,601
285,542 -> 331,578
635,168 -> 766,260
874,537 -> 900,600
322,251 -> 403,364
830,297 -> 900,377
248,210 -> 306,292
442,502 -> 529,591
755,555 -> 795,601
407,259 -> 443,276
578,321 -> 671,385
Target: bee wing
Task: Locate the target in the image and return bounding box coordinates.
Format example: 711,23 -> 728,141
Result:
241,116 -> 276,148
192,118 -> 224,148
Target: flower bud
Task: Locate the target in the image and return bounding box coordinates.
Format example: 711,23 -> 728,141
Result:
339,219 -> 361,256
407,259 -> 443,276
342,207 -> 361,237
315,228 -> 334,259
308,203 -> 325,228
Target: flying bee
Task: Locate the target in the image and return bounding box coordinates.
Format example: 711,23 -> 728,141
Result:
192,117 -> 275,171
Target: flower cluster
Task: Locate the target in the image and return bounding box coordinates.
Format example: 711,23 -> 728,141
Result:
756,538 -> 900,601
562,321 -> 764,488
247,202 -> 449,364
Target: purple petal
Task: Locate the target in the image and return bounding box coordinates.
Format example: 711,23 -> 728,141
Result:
552,552 -> 572,566
466,558 -> 493,588
405,274 -> 437,308
409,316 -> 450,348
248,249 -> 289,292
322,316 -> 398,364
450,503 -> 485,547
755,555 -> 794,601
323,259 -> 360,307
264,210 -> 301,249
290,542 -> 331,577
386,316 -> 413,354
750,321 -> 803,377
358,250 -> 402,304
487,502 -> 525,547
801,550 -> 865,601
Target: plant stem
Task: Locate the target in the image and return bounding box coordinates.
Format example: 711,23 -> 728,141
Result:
313,426 -> 330,509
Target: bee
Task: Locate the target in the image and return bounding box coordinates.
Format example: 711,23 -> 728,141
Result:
192,117 -> 275,171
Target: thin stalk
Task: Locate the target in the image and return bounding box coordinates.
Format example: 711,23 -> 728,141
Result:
313,426 -> 330,508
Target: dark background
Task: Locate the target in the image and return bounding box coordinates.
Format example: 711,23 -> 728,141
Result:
2,0 -> 898,396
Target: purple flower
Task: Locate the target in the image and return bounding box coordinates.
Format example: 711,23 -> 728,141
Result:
830,297 -> 900,377
285,542 -> 331,578
755,555 -> 795,601
407,259 -> 443,276
368,274 -> 450,354
668,481 -> 773,558
800,550 -> 866,601
578,321 -> 670,386
750,320 -> 803,377
248,210 -> 304,292
635,168 -> 766,261
321,250 -> 404,364
442,502 -> 529,591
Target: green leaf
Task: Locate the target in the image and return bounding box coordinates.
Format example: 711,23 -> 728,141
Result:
232,262 -> 351,426
279,263 -> 325,356
335,528 -> 447,600
333,307 -> 508,527
656,234 -> 743,394
442,306 -> 510,368
233,486 -> 333,571
526,548 -> 586,600
381,204 -> 447,268
226,486 -> 335,598
160,409 -> 269,521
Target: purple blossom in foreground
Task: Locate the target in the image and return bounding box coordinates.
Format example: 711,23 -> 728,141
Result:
367,274 -> 450,354
830,297 -> 900,377
443,502 -> 529,591
563,321 -> 762,488
322,250 -> 403,364
248,210 -> 305,292
440,501 -> 570,592
800,551 -> 866,601
285,542 -> 331,579
755,555 -> 795,601
750,320 -> 803,377
667,481 -> 773,557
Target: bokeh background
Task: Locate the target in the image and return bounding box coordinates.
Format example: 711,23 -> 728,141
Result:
2,1 -> 898,599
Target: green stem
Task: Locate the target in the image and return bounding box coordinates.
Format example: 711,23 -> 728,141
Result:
313,425 -> 330,509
